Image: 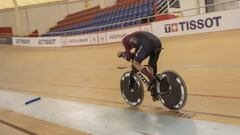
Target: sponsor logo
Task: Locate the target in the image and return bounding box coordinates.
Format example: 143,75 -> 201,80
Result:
0,37 -> 12,44
164,16 -> 222,33
141,26 -> 151,32
0,38 -> 7,42
69,38 -> 88,43
109,34 -> 122,40
92,37 -> 96,41
130,37 -> 137,44
91,35 -> 98,44
16,39 -> 30,44
38,39 -> 56,45
99,34 -> 106,43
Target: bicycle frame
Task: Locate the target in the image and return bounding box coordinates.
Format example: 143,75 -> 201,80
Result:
129,63 -> 171,96
129,62 -> 150,88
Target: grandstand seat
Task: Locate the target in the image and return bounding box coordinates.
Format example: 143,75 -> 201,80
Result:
45,0 -> 154,36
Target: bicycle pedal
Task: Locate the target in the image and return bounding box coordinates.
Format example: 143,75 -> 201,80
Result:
152,97 -> 159,102
152,97 -> 157,102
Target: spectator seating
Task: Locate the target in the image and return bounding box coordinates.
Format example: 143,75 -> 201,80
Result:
43,0 -> 154,36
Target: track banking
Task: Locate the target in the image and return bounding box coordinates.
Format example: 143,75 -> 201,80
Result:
164,16 -> 222,33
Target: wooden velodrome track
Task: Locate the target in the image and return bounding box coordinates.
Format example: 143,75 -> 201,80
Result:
0,30 -> 240,134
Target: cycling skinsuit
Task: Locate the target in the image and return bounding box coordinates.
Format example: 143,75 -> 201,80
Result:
122,31 -> 162,75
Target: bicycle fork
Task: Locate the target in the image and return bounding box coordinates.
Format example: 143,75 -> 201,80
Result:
137,72 -> 149,87
129,72 -> 134,92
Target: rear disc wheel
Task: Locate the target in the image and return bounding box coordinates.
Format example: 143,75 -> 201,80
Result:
156,70 -> 187,110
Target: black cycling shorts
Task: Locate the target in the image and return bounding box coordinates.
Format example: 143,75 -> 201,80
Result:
134,40 -> 161,74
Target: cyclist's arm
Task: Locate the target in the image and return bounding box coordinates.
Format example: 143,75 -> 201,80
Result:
122,40 -> 134,61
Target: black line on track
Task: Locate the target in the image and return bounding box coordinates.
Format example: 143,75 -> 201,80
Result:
0,119 -> 37,135
1,80 -> 240,99
188,93 -> 240,99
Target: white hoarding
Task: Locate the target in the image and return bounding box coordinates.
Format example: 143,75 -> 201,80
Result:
66,34 -> 90,46
13,37 -> 62,47
140,24 -> 152,32
37,37 -> 62,47
13,37 -> 36,46
90,34 -> 99,45
98,33 -> 107,44
106,27 -> 140,43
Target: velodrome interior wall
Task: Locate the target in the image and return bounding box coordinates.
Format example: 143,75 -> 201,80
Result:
0,0 -> 108,36
0,0 -> 205,36
166,0 -> 239,16
214,0 -> 239,11
0,0 -> 239,36
0,10 -> 25,36
179,0 -> 202,16
0,11 -> 15,33
27,4 -> 68,35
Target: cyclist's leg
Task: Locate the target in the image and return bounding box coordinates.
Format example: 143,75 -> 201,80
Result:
148,48 -> 161,101
134,45 -> 151,63
133,44 -> 151,71
148,49 -> 161,75
133,43 -> 153,80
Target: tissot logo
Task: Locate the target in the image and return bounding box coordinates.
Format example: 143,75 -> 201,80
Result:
172,23 -> 178,32
164,16 -> 222,33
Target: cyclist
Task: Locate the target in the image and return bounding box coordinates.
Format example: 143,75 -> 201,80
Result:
117,31 -> 162,101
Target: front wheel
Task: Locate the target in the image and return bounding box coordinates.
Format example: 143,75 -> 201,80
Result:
120,71 -> 144,106
156,70 -> 187,110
